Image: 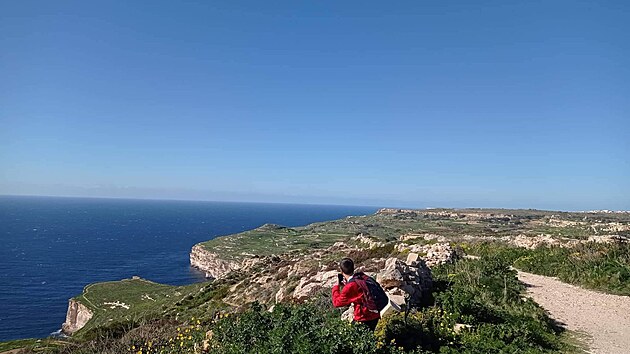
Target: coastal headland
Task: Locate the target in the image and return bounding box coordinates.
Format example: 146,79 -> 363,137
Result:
4,208 -> 629,353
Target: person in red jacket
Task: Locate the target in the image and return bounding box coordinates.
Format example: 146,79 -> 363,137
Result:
331,257 -> 380,331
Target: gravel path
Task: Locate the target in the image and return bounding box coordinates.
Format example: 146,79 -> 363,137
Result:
518,271 -> 630,354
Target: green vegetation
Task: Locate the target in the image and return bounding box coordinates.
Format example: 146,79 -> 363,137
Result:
0,338 -> 38,351
5,258 -> 573,353
4,208 -> 626,353
429,258 -> 563,353
197,209 -> 630,265
71,278 -> 208,337
207,301 -> 403,354
466,242 -> 630,296
176,258 -> 565,353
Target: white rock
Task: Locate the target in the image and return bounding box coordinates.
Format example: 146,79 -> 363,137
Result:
380,300 -> 402,317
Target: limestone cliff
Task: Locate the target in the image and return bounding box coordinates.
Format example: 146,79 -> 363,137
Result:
190,244 -> 240,279
61,299 -> 93,335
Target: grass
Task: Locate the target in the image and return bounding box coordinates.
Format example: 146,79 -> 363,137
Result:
559,330 -> 591,354
0,338 -> 71,353
0,338 -> 38,351
71,278 -> 208,337
182,258 -> 565,353
465,241 -> 630,296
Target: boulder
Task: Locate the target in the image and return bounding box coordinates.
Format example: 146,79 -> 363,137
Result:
380,299 -> 402,317
387,294 -> 406,307
313,270 -> 339,286
291,270 -> 339,302
376,266 -> 404,288
376,257 -> 432,307
292,282 -> 322,302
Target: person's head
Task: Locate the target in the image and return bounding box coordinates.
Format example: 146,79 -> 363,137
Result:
339,257 -> 355,277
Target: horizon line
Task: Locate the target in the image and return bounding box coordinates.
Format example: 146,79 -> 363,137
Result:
2,193 -> 627,213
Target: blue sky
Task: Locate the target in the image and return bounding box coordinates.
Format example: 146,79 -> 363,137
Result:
1,1 -> 628,210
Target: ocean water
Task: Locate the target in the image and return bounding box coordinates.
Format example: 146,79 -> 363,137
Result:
0,196 -> 377,341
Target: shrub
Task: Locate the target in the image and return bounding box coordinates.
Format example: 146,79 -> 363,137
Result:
466,241 -> 630,295
430,258 -> 562,353
207,300 -> 405,354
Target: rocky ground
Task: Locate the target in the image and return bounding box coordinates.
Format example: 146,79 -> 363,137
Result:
518,271 -> 630,354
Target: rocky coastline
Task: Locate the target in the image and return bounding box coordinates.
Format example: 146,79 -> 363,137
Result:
190,244 -> 241,279
56,208 -> 629,339
61,299 -> 93,335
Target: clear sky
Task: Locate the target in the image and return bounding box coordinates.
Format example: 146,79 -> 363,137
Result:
1,1 -> 628,210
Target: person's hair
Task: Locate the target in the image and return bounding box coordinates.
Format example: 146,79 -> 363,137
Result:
339,258 -> 355,275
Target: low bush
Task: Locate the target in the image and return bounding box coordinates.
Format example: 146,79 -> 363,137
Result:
208,300 -> 405,354
431,259 -> 562,353
466,241 -> 630,295
207,258 -> 564,353
514,242 -> 630,295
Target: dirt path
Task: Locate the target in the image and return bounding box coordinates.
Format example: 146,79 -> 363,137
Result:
517,271 -> 630,354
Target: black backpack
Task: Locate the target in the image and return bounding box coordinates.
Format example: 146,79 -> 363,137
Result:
348,272 -> 388,312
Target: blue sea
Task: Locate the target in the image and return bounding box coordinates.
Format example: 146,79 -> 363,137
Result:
0,195 -> 377,341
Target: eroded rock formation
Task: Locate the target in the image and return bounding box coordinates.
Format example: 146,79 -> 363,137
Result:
190,244 -> 240,279
61,299 -> 93,334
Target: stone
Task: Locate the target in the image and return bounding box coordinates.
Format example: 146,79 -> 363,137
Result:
292,281 -> 322,302
202,330 -> 213,351
275,284 -> 287,303
387,288 -> 403,296
406,252 -> 419,264
376,267 -> 404,289
331,241 -> 347,249
395,242 -> 458,268
387,294 -> 406,307
384,257 -> 399,269
454,323 -> 472,333
202,339 -> 209,351
353,233 -> 385,249
313,270 -> 339,287
380,299 -> 402,317
341,306 -> 354,322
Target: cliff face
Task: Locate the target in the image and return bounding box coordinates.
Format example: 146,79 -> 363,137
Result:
190,244 -> 240,279
61,299 -> 93,335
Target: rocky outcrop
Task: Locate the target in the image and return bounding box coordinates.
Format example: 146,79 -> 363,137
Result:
292,270 -> 338,301
61,299 -> 93,335
190,244 -> 240,279
377,257 -> 433,309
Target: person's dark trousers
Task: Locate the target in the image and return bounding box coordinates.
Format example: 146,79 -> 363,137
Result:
356,318 -> 379,332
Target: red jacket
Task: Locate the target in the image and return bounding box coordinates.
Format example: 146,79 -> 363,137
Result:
332,278 -> 380,322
